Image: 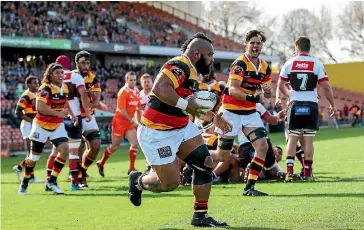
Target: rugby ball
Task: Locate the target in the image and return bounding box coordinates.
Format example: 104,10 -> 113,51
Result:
194,91 -> 218,112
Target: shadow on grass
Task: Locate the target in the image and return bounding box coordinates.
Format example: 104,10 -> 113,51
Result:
257,176 -> 364,184
63,192 -> 192,198
270,193 -> 364,198
225,227 -> 288,230
158,227 -> 287,230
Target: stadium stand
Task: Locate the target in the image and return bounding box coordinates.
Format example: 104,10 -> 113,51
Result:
1,2 -> 363,152
1,1 -> 244,51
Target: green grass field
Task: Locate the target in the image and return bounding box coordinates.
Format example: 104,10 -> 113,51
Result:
1,127 -> 364,230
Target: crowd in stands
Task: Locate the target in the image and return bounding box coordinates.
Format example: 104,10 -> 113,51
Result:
1,1 -> 243,51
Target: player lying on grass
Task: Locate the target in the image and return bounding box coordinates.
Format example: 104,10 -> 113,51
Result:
182,116 -> 240,185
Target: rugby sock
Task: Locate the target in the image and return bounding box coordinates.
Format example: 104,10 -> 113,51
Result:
17,160 -> 26,171
46,155 -> 56,183
99,147 -> 113,167
23,162 -> 35,185
194,200 -> 208,213
69,154 -> 79,186
245,156 -> 264,190
30,170 -> 35,179
49,156 -> 66,183
304,160 -> 313,177
286,156 -> 295,175
81,154 -> 95,171
129,146 -> 138,170
295,146 -> 304,167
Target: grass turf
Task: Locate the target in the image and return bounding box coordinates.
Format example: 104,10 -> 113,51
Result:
1,127 -> 364,230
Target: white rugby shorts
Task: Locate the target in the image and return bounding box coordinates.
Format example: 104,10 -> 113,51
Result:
137,120 -> 201,165
82,114 -> 99,132
215,109 -> 264,137
29,121 -> 68,143
20,121 -> 32,139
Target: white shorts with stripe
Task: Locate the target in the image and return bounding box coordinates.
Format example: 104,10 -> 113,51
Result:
137,120 -> 201,166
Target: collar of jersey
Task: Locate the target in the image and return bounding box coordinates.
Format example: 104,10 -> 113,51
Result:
26,89 -> 36,97
125,85 -> 138,95
181,54 -> 198,76
244,53 -> 262,74
51,83 -> 64,96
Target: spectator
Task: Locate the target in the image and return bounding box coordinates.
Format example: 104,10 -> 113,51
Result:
343,104 -> 349,123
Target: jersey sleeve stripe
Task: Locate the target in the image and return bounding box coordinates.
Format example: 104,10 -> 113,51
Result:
90,88 -> 101,92
229,74 -> 243,81
37,97 -> 47,103
279,76 -> 288,81
161,69 -> 179,88
318,77 -> 328,83
261,111 -> 269,119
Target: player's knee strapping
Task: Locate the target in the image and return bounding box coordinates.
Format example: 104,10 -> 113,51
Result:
246,127 -> 267,143
218,138 -> 234,150
51,137 -> 68,148
30,140 -> 44,161
84,131 -> 101,142
183,144 -> 213,185
264,138 -> 276,168
69,139 -> 82,149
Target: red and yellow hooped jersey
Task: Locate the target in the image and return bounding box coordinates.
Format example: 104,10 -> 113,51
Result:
16,89 -> 37,122
142,55 -> 198,131
34,83 -> 68,131
222,54 -> 271,113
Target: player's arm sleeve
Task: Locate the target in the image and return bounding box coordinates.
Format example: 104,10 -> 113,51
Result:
256,103 -> 268,118
279,63 -> 289,82
117,90 -> 127,110
317,62 -> 329,84
90,75 -> 101,92
15,95 -> 27,117
36,88 -> 50,103
263,65 -> 272,84
74,73 -> 85,89
160,60 -> 190,89
16,95 -> 28,110
229,60 -> 246,82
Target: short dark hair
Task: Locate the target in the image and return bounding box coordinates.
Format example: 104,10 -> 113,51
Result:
75,50 -> 91,64
274,146 -> 283,155
25,75 -> 38,85
181,32 -> 212,52
245,30 -> 266,43
295,36 -> 310,52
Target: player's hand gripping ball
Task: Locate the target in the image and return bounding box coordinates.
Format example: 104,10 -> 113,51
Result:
194,91 -> 218,113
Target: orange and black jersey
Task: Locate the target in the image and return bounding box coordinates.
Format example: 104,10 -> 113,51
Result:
141,55 -> 198,131
15,89 -> 37,122
74,70 -> 101,117
202,133 -> 218,150
198,80 -> 225,99
222,54 -> 271,114
34,83 -> 68,131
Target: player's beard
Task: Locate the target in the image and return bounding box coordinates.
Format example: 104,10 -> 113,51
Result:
77,66 -> 88,77
196,54 -> 212,75
202,75 -> 211,83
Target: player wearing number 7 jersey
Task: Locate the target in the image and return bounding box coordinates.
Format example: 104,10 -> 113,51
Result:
277,36 -> 337,181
